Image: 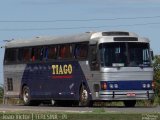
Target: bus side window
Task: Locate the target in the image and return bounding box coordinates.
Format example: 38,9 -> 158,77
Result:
5,48 -> 18,64
23,48 -> 31,62
59,44 -> 73,59
44,46 -> 49,60
75,44 -> 88,59
31,47 -> 44,61
40,47 -> 45,61
89,45 -> 99,70
31,48 -> 35,61
48,46 -> 57,60
59,45 -> 65,58
18,48 -> 23,62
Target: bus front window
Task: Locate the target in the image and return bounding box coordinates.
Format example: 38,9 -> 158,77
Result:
99,42 -> 151,67
99,43 -> 127,67
128,43 -> 151,67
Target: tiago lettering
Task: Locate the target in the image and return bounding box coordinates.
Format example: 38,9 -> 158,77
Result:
52,64 -> 72,75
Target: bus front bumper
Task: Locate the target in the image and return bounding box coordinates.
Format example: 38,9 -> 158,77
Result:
98,90 -> 154,100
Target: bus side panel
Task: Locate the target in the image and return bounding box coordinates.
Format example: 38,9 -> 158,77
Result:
4,64 -> 26,98
21,61 -> 92,101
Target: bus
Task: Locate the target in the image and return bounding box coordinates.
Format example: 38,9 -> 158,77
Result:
3,31 -> 154,107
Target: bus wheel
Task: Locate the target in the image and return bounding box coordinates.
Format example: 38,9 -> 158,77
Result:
79,86 -> 91,107
123,100 -> 136,107
22,86 -> 32,106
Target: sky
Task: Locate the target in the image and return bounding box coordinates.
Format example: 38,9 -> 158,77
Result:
0,0 -> 160,83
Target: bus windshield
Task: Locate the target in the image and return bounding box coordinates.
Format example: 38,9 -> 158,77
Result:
99,42 -> 151,67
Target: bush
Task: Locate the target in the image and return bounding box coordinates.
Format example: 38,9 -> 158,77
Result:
0,85 -> 4,104
153,55 -> 160,97
0,85 -> 3,98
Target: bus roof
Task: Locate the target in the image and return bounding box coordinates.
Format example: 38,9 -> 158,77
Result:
4,31 -> 150,48
5,33 -> 93,48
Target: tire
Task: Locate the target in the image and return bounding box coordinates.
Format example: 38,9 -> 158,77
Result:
22,86 -> 31,105
79,86 -> 92,107
22,86 -> 40,106
123,100 -> 136,107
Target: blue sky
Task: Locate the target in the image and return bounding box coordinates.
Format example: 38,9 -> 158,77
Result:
0,0 -> 160,83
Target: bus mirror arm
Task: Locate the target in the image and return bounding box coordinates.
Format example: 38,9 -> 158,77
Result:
150,50 -> 154,60
91,61 -> 97,65
91,60 -> 100,70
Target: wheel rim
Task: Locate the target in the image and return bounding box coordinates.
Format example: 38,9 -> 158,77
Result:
23,89 -> 29,103
80,89 -> 88,104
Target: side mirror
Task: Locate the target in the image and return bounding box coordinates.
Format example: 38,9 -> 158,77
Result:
150,50 -> 154,60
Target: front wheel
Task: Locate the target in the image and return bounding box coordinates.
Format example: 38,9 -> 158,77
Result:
79,86 -> 92,107
123,100 -> 136,107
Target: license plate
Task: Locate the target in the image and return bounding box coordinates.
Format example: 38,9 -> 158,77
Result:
127,93 -> 136,97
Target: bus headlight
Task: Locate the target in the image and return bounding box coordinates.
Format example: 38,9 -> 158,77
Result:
147,83 -> 151,88
142,83 -> 151,89
142,84 -> 146,88
109,84 -> 118,89
114,84 -> 118,89
109,84 -> 113,89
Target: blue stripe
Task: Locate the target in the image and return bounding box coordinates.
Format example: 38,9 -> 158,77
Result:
101,80 -> 152,90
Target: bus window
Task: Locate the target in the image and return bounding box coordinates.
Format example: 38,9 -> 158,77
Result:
7,78 -> 13,91
44,46 -> 49,60
31,47 -> 44,61
18,48 -> 31,62
31,48 -> 35,61
89,45 -> 99,70
75,44 -> 88,59
40,47 -> 45,61
30,46 -> 53,61
23,48 -> 30,62
18,48 -> 23,62
48,46 -> 57,59
5,48 -> 18,64
59,45 -> 73,59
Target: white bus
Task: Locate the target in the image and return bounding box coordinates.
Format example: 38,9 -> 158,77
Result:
3,31 -> 154,107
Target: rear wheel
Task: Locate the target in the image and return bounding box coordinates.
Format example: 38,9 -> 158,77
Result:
22,86 -> 40,106
123,100 -> 136,107
22,86 -> 31,105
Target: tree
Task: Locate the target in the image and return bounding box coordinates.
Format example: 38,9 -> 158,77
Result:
153,55 -> 160,96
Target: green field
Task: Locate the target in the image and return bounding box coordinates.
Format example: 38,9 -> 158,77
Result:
0,111 -> 160,120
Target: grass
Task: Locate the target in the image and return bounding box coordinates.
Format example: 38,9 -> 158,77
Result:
66,113 -> 143,120
93,101 -> 124,107
92,108 -> 106,113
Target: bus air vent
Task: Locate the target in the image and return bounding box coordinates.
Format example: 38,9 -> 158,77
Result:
114,37 -> 138,41
102,32 -> 129,36
7,78 -> 13,91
